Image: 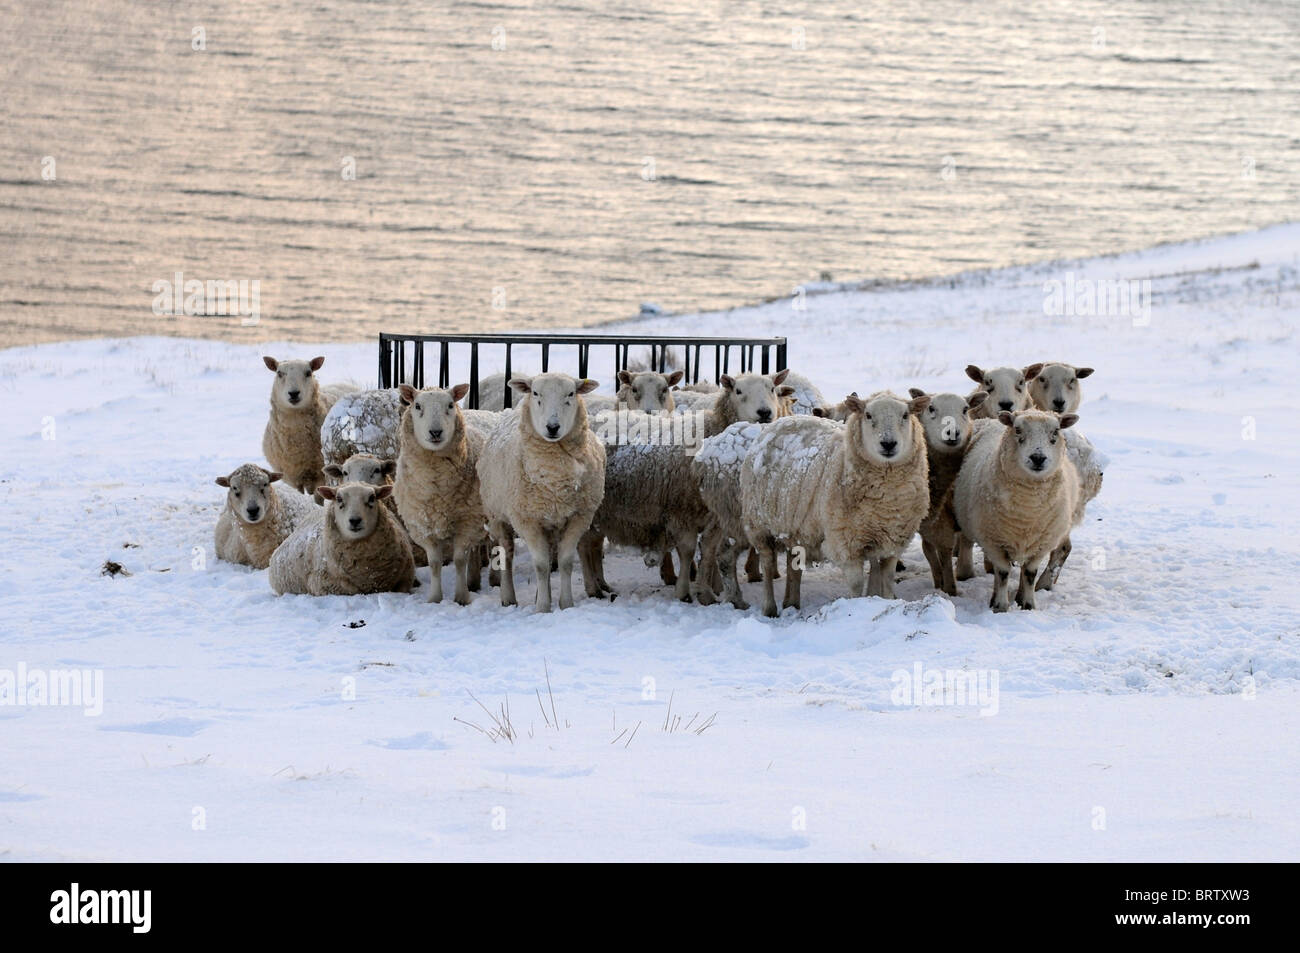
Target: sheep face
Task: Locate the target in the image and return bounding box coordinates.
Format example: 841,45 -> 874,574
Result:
719,369 -> 790,423
319,482 -> 393,540
511,373 -> 599,442
998,410 -> 1079,479
846,393 -> 926,464
1029,363 -> 1093,414
966,363 -> 1042,414
910,389 -> 986,451
324,453 -> 396,486
264,355 -> 325,410
617,370 -> 682,413
401,383 -> 469,452
215,464 -> 281,525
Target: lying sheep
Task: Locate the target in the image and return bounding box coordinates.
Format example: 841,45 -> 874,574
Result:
477,373 -> 606,611
268,482 -> 416,596
950,411 -> 1079,611
908,388 -> 988,595
579,371 -> 794,601
323,452 -> 428,569
1029,362 -> 1094,415
320,389 -> 405,466
262,356 -> 359,495
740,392 -> 931,616
394,383 -> 492,604
213,464 -> 316,569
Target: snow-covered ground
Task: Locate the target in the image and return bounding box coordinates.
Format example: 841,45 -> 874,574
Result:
3,224 -> 1299,861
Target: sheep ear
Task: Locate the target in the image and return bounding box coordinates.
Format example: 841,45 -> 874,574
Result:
665,370 -> 684,387
317,486 -> 336,500
843,394 -> 865,415
267,472 -> 282,483
908,387 -> 926,399
772,369 -> 790,385
617,369 -> 633,386
323,465 -> 343,479
309,356 -> 325,371
576,378 -> 599,395
720,374 -> 735,391
508,376 -> 532,395
262,356 -> 278,372
997,411 -> 1016,427
1023,362 -> 1044,379
450,382 -> 470,403
777,385 -> 796,398
967,390 -> 988,409
1058,413 -> 1079,429
215,476 -> 230,487
908,394 -> 931,415
380,459 -> 397,477
375,484 -> 394,500
965,365 -> 984,383
1075,367 -> 1094,379
399,384 -> 416,405
812,407 -> 828,418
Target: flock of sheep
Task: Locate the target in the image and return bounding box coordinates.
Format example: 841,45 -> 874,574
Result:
213,353 -> 1103,615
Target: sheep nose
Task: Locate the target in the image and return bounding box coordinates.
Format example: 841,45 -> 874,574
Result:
880,438 -> 898,456
288,390 -> 301,402
246,505 -> 260,519
1029,451 -> 1047,470
545,422 -> 561,438
998,400 -> 1013,411
756,407 -> 772,422
348,516 -> 363,530
429,429 -> 443,442
1052,398 -> 1066,411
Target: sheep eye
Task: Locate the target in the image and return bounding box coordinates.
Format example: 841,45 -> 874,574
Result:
928,407 -> 936,415
632,390 -> 640,398
305,370 -> 312,377
864,413 -> 872,421
568,391 -> 575,398
1038,376 -> 1045,383
368,496 -> 376,505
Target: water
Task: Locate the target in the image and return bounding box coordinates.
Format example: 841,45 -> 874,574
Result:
2,0 -> 1297,346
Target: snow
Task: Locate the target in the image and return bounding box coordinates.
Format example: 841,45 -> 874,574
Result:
2,224 -> 1299,860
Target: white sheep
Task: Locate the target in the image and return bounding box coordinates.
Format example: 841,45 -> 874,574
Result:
691,421 -> 765,608
476,373 -> 607,611
1028,362 -> 1094,415
323,451 -> 429,569
1033,426 -> 1105,591
907,388 -> 988,595
740,391 -> 931,616
393,383 -> 491,605
261,356 -> 359,496
950,410 -> 1079,611
320,389 -> 405,466
964,363 -> 1043,419
778,370 -> 827,416
578,370 -> 794,601
268,482 -> 416,596
213,464 -> 316,569
812,392 -> 859,422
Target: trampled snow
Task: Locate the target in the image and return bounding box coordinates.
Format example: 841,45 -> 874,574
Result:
2,224 -> 1298,861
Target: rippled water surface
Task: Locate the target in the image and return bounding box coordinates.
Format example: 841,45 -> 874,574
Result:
1,0 -> 1298,345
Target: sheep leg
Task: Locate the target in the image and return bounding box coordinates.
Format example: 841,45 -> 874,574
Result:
1015,558 -> 1043,610
782,549 -> 802,610
755,536 -> 780,618
555,518 -> 591,610
424,542 -> 445,604
745,546 -> 766,583
518,525 -> 553,612
983,555 -> 994,575
1036,535 -> 1071,592
841,559 -> 866,599
466,543 -> 482,592
694,524 -> 721,606
490,522 -> 516,607
870,556 -> 897,599
659,550 -> 677,586
719,539 -> 749,610
672,534 -> 696,602
955,534 -> 976,581
988,553 -> 1013,613
578,531 -> 606,599
452,546 -> 472,606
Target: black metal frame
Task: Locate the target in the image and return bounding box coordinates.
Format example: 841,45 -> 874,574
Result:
378,332 -> 788,409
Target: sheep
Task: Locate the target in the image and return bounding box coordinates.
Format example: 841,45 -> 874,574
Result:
1028,362 -> 1094,415
740,391 -> 931,617
617,369 -> 683,412
320,389 -> 405,467
812,392 -> 859,422
268,482 -> 416,596
475,372 -> 507,411
323,451 -> 428,569
261,356 -> 359,496
964,363 -> 1043,419
213,464 -> 316,569
578,371 -> 794,601
778,370 -> 827,416
691,422 -> 766,608
907,388 -> 988,595
476,373 -> 607,612
393,383 -> 491,605
950,410 -> 1079,611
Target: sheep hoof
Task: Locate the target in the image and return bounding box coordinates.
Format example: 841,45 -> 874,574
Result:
955,568 -> 974,581
679,592 -> 693,604
694,587 -> 716,606
762,603 -> 779,618
455,593 -> 471,606
730,599 -> 751,611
